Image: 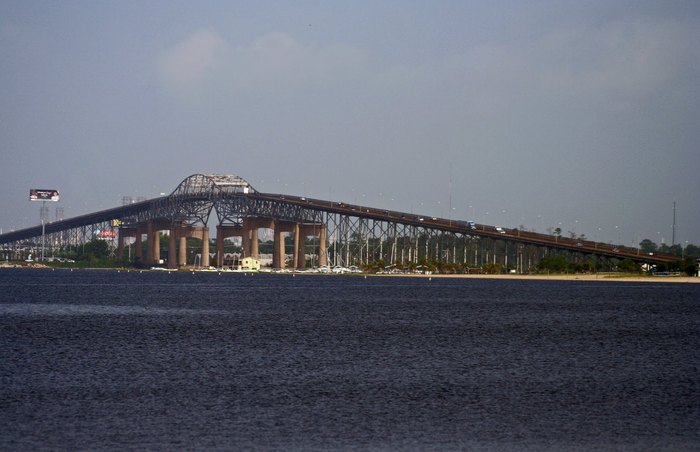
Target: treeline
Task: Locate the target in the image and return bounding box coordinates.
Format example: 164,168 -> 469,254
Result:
52,239 -> 117,267
48,235 -> 699,276
536,254 -> 697,276
638,239 -> 699,258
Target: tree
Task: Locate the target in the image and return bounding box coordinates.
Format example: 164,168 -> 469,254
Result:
537,255 -> 567,273
681,257 -> 698,276
482,262 -> 501,274
618,258 -> 640,273
81,239 -> 110,260
639,239 -> 657,254
667,244 -> 682,257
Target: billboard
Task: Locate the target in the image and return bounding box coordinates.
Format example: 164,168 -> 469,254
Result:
30,189 -> 60,202
96,229 -> 117,239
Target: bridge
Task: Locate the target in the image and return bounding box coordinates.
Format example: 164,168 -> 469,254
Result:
0,174 -> 678,271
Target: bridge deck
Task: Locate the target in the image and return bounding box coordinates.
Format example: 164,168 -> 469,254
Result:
1,190 -> 678,265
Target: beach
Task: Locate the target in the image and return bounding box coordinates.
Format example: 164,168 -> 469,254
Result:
383,272 -> 700,283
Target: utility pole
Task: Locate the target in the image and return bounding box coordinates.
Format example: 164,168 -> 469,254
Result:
41,201 -> 46,262
672,201 -> 676,246
30,189 -> 59,262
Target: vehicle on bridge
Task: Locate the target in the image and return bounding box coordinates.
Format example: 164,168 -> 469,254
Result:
456,220 -> 477,230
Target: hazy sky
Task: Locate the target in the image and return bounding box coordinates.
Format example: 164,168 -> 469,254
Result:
2,1 -> 699,246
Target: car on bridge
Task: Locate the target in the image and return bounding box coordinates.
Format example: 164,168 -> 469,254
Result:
456,220 -> 477,230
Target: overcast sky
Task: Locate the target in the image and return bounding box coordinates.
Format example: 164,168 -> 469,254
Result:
1,1 -> 698,246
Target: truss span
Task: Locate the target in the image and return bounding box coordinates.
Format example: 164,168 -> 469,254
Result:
171,174 -> 256,198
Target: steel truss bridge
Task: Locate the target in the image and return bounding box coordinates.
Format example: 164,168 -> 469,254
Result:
0,174 -> 678,271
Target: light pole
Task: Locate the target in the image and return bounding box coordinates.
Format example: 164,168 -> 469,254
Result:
41,201 -> 46,262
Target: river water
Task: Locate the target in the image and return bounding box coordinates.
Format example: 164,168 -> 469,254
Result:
1,269 -> 698,451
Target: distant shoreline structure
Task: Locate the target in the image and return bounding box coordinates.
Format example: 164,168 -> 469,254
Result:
1,263 -> 698,283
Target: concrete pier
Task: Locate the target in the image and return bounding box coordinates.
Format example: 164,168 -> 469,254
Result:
178,235 -> 187,267
201,228 -> 210,267
146,221 -> 155,264
152,230 -> 160,263
294,223 -> 327,269
216,224 -> 244,268
119,222 -> 211,268
242,218 -> 275,259
168,231 -> 177,269
293,224 -> 301,269
119,217 -> 326,270
272,221 -> 295,269
134,227 -> 142,261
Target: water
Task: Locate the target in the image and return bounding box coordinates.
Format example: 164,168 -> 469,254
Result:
1,269 -> 699,451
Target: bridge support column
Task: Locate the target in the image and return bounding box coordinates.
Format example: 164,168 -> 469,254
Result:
153,232 -> 160,264
201,228 -> 210,268
242,228 -> 250,258
215,225 -> 244,268
292,224 -> 327,270
168,231 -> 177,269
273,229 -> 285,269
271,221 -> 297,269
179,236 -> 187,267
273,221 -> 295,269
318,224 -> 327,267
146,221 -> 155,265
293,224 -> 302,269
216,226 -> 224,268
250,228 -> 259,259
134,228 -> 143,261
237,217 -> 275,263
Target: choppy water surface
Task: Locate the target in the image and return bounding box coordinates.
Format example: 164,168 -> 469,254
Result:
1,269 -> 698,451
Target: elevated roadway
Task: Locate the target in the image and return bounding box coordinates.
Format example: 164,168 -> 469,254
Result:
0,174 -> 679,266
253,192 -> 679,265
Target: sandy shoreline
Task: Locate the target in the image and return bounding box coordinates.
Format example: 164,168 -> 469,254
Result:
384,273 -> 700,283
1,264 -> 698,283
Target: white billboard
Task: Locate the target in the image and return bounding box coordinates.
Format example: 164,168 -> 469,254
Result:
30,189 -> 60,202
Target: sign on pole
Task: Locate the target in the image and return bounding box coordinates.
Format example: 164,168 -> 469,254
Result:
30,189 -> 60,202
